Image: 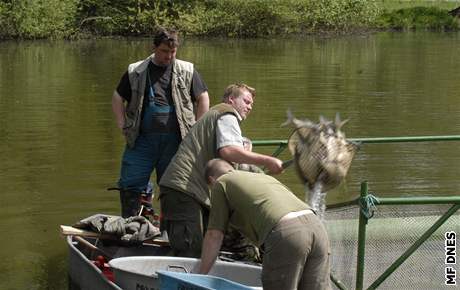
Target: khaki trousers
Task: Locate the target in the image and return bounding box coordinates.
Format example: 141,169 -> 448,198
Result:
262,213 -> 331,290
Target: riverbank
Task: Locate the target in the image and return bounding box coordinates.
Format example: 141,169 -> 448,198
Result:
0,0 -> 459,39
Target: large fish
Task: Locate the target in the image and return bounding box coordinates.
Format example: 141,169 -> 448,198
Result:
282,110 -> 359,192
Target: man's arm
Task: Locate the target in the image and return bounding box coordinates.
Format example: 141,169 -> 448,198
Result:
112,90 -> 126,132
219,146 -> 283,174
198,229 -> 224,274
195,91 -> 209,120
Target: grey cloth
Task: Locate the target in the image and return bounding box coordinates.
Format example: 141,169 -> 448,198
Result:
234,163 -> 264,173
73,214 -> 160,244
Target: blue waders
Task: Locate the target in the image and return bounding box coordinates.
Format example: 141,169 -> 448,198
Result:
118,75 -> 181,218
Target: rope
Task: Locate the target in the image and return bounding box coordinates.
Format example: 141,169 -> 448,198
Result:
359,193 -> 378,219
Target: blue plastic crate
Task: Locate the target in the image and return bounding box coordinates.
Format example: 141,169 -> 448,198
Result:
158,270 -> 254,290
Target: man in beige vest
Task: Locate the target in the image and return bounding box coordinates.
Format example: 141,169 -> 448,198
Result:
159,83 -> 283,257
112,27 -> 209,218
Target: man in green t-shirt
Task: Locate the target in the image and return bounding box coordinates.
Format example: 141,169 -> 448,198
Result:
198,159 -> 331,290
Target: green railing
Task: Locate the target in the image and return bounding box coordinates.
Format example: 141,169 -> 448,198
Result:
252,135 -> 460,152
355,183 -> 460,290
253,135 -> 460,290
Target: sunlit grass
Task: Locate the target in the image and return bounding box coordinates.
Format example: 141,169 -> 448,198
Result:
377,0 -> 460,11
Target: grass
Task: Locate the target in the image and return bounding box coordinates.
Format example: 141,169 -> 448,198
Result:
377,0 -> 460,11
375,1 -> 460,30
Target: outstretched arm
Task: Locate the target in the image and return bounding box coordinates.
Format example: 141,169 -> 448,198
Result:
198,229 -> 224,274
219,145 -> 283,174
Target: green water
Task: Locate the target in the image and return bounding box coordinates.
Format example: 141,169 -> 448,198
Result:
0,32 -> 459,289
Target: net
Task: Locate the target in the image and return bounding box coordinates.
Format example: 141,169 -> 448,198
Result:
287,120 -> 359,193
325,203 -> 460,290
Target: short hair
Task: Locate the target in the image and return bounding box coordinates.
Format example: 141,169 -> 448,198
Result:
222,83 -> 256,102
153,27 -> 179,48
205,159 -> 234,182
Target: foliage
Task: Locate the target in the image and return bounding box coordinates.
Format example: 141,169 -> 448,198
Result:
301,0 -> 381,31
176,0 -> 381,37
0,0 -> 458,39
0,0 -> 78,39
77,0 -> 164,35
377,6 -> 459,30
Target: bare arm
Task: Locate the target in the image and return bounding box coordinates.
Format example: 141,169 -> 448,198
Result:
198,229 -> 224,274
112,90 -> 126,132
195,91 -> 210,120
219,145 -> 284,174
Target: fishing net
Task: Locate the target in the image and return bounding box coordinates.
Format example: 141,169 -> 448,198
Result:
324,203 -> 460,290
287,125 -> 359,192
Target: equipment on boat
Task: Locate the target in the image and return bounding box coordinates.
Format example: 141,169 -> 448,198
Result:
107,181 -> 159,222
72,214 -> 161,245
109,256 -> 262,290
65,234 -> 262,290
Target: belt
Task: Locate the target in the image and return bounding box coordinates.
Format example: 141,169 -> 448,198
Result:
279,209 -> 314,222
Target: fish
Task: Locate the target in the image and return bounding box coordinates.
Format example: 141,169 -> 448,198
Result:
282,109 -> 359,192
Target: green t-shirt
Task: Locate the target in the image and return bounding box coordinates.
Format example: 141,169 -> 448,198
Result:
208,170 -> 310,246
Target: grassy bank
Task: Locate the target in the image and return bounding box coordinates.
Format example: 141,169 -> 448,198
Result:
0,0 -> 459,39
375,0 -> 460,30
377,0 -> 460,11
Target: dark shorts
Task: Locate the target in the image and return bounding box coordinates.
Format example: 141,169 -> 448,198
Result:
160,186 -> 209,258
262,213 -> 331,290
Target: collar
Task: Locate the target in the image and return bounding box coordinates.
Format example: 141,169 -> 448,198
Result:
233,110 -> 243,122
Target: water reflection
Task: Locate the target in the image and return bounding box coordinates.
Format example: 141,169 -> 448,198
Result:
0,32 -> 459,289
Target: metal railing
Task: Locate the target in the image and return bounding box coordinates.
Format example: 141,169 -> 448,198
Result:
354,183 -> 460,290
253,134 -> 460,290
252,135 -> 460,152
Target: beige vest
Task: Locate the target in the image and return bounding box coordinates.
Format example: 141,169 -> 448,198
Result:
124,55 -> 195,148
159,103 -> 239,207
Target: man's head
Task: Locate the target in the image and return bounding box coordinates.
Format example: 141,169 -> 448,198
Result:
222,83 -> 255,120
153,27 -> 179,66
205,159 -> 234,186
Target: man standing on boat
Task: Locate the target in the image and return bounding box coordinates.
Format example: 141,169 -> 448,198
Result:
159,83 -> 284,257
199,159 -> 332,290
112,27 -> 210,218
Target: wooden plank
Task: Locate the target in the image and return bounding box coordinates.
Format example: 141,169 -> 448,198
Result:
60,225 -> 170,247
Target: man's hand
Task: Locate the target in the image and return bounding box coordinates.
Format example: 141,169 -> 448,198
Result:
198,229 -> 224,274
263,156 -> 284,175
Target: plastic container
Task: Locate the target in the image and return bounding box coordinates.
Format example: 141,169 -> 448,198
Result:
158,270 -> 254,290
108,256 -> 262,290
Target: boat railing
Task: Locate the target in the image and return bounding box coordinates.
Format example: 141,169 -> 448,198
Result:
253,135 -> 460,290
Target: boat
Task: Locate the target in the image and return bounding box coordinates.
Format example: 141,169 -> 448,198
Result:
65,233 -> 262,290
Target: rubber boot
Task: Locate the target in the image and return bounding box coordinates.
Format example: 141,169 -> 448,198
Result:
119,190 -> 141,218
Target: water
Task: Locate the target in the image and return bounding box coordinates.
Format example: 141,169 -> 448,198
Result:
1,32 -> 459,289
308,182 -> 327,221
